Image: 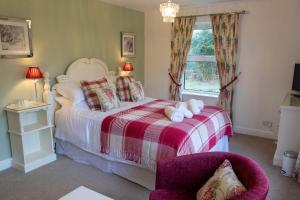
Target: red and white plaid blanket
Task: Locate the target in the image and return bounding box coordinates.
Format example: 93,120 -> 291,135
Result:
101,99 -> 232,170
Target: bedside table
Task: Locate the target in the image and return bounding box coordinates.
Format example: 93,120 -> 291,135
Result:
5,103 -> 56,173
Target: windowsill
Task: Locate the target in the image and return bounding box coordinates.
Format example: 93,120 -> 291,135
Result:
182,90 -> 219,99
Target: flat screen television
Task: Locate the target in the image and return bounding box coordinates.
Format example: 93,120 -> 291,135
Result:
292,64 -> 300,96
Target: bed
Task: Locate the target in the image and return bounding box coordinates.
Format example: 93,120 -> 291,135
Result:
45,58 -> 233,190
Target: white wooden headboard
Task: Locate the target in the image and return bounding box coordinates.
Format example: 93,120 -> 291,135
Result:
43,58 -> 115,123
56,58 -> 110,83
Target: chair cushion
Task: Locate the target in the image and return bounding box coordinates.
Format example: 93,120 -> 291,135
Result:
150,189 -> 194,200
197,159 -> 247,200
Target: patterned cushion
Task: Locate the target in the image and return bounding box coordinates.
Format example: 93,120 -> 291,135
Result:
116,76 -> 135,101
80,78 -> 109,111
129,81 -> 144,102
96,86 -> 120,112
197,159 -> 247,200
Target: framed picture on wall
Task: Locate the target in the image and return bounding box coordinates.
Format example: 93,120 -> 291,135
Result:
0,17 -> 33,58
121,32 -> 135,57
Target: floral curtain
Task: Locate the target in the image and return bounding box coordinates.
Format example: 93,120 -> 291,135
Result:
169,17 -> 196,101
211,14 -> 240,118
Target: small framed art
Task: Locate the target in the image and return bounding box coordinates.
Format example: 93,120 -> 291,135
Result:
121,32 -> 135,57
0,17 -> 33,58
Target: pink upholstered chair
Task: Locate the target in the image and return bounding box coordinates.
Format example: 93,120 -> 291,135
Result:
150,152 -> 269,200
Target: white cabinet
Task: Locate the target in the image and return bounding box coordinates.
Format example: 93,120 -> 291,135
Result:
273,94 -> 300,166
5,104 -> 56,173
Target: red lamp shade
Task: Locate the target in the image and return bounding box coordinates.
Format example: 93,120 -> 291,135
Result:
26,66 -> 43,79
122,62 -> 134,72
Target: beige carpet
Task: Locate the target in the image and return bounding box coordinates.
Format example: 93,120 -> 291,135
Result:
0,134 -> 299,200
230,134 -> 300,200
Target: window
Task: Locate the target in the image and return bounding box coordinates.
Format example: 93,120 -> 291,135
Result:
184,17 -> 220,95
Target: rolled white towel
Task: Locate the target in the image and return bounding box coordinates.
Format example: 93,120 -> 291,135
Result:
196,99 -> 204,110
164,106 -> 184,122
176,102 -> 193,118
187,99 -> 204,115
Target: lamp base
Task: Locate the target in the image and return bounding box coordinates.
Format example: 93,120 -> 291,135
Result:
120,71 -> 131,77
34,80 -> 38,102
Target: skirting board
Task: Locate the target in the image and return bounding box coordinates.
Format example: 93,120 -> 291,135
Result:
0,158 -> 12,171
234,126 -> 276,140
273,154 -> 283,167
13,153 -> 56,173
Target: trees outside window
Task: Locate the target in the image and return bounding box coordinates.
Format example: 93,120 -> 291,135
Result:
184,22 -> 220,95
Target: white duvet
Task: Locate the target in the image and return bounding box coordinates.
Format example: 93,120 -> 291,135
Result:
55,97 -> 229,168
55,97 -> 155,155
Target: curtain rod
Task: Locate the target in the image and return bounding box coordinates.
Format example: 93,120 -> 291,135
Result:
178,10 -> 248,18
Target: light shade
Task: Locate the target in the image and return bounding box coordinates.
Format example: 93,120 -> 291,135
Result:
122,62 -> 134,72
26,66 -> 43,79
159,0 -> 179,23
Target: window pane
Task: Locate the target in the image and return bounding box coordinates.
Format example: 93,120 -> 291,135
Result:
184,61 -> 220,94
189,29 -> 215,56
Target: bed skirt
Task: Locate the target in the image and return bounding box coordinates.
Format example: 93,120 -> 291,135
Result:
55,136 -> 229,190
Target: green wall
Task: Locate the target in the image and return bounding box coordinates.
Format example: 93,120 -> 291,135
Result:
0,0 -> 144,161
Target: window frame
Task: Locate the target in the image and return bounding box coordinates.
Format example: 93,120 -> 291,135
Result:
183,17 -> 220,96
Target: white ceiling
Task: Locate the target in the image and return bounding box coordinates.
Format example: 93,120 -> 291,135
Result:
99,0 -> 245,12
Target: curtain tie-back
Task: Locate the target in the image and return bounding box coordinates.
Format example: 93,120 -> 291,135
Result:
168,69 -> 182,87
220,72 -> 241,92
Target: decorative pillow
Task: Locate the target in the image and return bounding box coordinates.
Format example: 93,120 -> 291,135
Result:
55,82 -> 85,104
80,78 -> 109,111
197,159 -> 247,200
129,81 -> 144,102
106,77 -> 117,94
116,76 -> 135,101
96,86 -> 120,112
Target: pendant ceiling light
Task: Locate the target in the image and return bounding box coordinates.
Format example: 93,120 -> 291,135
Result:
159,0 -> 179,23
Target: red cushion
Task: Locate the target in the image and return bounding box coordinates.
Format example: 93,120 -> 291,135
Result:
80,78 -> 109,110
116,76 -> 135,101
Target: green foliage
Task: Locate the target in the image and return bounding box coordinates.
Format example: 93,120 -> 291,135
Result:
185,61 -> 219,82
184,29 -> 219,93
189,30 -> 215,56
184,61 -> 220,93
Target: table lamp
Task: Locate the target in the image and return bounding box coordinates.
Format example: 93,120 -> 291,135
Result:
122,62 -> 134,72
26,66 -> 43,102
120,62 -> 134,76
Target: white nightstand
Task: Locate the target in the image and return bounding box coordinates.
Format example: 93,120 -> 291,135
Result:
5,103 -> 56,173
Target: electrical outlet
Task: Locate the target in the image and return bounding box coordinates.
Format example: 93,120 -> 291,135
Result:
262,120 -> 273,128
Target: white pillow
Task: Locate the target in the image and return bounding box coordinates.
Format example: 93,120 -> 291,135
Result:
105,76 -> 117,90
107,75 -> 116,85
55,82 -> 85,104
55,97 -> 73,107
